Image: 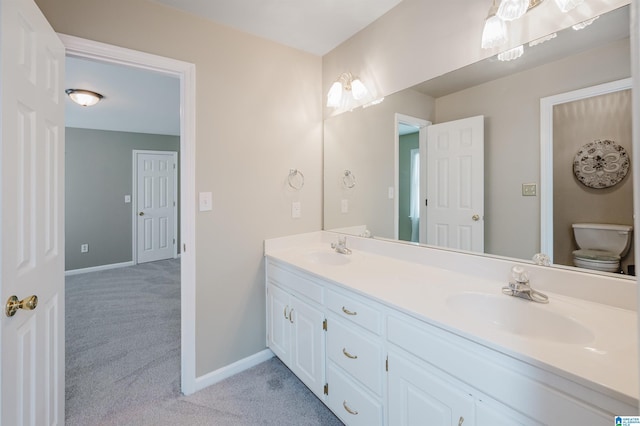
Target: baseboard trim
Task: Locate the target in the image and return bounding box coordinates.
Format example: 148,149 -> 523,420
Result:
65,261 -> 135,276
190,349 -> 275,395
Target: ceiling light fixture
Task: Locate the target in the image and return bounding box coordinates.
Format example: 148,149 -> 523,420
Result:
65,89 -> 103,107
326,72 -> 371,110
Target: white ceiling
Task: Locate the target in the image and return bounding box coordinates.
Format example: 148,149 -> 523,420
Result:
149,0 -> 403,56
65,0 -> 403,136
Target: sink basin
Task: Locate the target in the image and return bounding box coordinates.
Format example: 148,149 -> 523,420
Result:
304,250 -> 351,266
446,292 -> 595,344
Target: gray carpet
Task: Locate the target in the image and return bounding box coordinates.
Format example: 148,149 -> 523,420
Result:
65,259 -> 343,425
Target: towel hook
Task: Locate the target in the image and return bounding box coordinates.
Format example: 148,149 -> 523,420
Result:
288,169 -> 304,190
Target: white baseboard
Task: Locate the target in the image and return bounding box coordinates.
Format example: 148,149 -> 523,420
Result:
190,349 -> 275,395
65,261 -> 135,276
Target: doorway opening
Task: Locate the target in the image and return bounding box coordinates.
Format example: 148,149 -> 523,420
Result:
61,34 -> 197,396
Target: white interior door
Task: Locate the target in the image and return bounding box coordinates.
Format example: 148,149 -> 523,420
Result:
135,151 -> 177,264
1,0 -> 65,424
426,115 -> 484,252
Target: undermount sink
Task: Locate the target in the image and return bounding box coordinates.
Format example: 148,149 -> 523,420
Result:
304,250 -> 351,266
446,292 -> 595,344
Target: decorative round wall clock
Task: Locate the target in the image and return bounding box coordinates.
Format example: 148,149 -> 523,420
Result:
573,139 -> 630,189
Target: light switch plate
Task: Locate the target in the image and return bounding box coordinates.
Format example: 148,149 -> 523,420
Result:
124,195 -> 131,203
199,192 -> 213,211
388,187 -> 394,199
341,199 -> 349,214
522,183 -> 537,196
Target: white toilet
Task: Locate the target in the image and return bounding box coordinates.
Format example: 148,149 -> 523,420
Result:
572,223 -> 633,273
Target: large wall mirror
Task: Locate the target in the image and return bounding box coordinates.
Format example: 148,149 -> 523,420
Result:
323,5 -> 632,277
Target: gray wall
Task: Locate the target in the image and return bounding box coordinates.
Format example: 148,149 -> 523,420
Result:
65,127 -> 180,271
398,132 -> 419,242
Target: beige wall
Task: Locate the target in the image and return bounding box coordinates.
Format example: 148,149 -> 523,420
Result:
323,0 -> 629,119
35,0 -> 322,376
324,89 -> 433,236
553,90 -> 633,270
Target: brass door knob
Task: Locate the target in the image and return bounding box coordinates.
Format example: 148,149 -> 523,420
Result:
472,214 -> 480,221
5,295 -> 38,317
139,212 -> 145,216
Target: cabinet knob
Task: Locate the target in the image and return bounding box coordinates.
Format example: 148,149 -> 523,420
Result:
288,308 -> 294,323
283,306 -> 289,319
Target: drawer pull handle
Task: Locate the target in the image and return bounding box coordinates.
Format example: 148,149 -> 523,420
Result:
341,306 -> 357,316
343,400 -> 358,415
342,348 -> 358,359
458,416 -> 464,426
283,306 -> 289,319
288,309 -> 294,323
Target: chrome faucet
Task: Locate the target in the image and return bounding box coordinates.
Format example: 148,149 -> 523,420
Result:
331,236 -> 352,255
502,266 -> 549,303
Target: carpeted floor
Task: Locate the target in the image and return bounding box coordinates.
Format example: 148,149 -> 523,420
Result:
65,259 -> 343,425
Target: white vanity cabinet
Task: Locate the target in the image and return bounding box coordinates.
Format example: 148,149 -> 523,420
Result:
325,289 -> 385,425
265,253 -> 636,426
266,264 -> 326,398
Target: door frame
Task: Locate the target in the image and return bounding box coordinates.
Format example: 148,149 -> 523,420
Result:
540,77 -> 632,262
60,34 -> 198,395
394,113 -> 430,243
132,150 -> 179,264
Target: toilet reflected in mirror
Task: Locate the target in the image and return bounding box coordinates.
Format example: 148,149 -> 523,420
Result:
571,223 -> 632,273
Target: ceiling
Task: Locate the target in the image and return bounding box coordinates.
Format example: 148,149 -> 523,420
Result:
149,0 -> 403,56
65,0 -> 404,136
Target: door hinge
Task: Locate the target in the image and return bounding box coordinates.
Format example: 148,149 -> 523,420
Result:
425,198 -> 428,206
173,163 -> 176,169
173,201 -> 176,207
386,356 -> 389,372
173,238 -> 176,245
183,244 -> 186,253
324,383 -> 329,395
322,319 -> 327,331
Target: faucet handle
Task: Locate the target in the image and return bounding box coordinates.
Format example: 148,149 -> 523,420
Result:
510,266 -> 529,283
532,253 -> 550,266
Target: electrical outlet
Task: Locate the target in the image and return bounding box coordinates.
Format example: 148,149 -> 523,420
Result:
522,183 -> 537,196
81,244 -> 89,253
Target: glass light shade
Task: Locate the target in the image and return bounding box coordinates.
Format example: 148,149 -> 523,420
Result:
66,89 -> 103,107
528,32 -> 557,47
553,0 -> 584,13
326,81 -> 343,108
497,45 -> 524,61
350,78 -> 369,100
496,0 -> 529,21
481,15 -> 508,49
572,16 -> 599,31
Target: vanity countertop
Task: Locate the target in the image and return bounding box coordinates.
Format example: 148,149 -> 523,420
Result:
265,232 -> 638,407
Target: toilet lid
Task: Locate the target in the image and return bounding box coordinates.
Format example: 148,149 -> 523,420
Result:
572,249 -> 620,262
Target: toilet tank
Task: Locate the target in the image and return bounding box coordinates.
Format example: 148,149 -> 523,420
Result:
572,223 -> 633,256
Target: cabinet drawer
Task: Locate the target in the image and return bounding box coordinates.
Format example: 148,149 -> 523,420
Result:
267,262 -> 324,304
327,289 -> 381,334
327,364 -> 382,426
327,318 -> 383,395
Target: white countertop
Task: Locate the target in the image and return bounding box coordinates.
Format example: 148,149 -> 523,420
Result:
265,232 -> 639,407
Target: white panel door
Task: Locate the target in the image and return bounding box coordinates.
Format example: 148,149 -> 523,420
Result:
136,151 -> 177,264
1,0 -> 65,424
426,116 -> 484,252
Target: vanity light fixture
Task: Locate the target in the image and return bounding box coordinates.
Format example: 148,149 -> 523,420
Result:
65,89 -> 103,107
572,15 -> 599,31
497,45 -> 524,61
482,0 -> 584,50
327,72 -> 370,110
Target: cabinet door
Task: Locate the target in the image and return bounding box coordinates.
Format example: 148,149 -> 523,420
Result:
290,295 -> 326,397
388,353 -> 474,426
475,398 -> 541,426
267,284 -> 291,363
